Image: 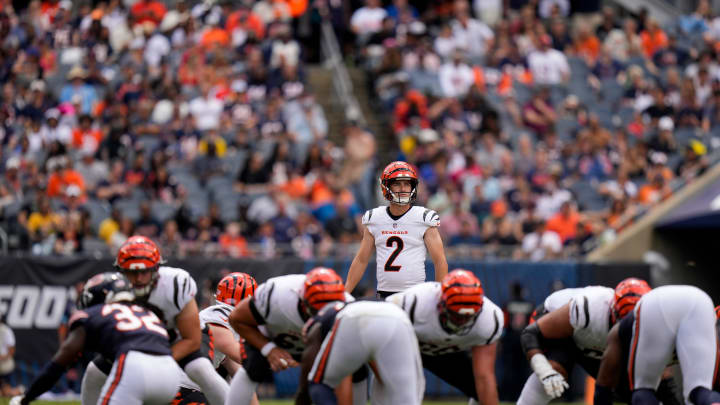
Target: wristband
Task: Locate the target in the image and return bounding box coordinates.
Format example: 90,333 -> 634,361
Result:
530,353 -> 555,379
261,342 -> 277,357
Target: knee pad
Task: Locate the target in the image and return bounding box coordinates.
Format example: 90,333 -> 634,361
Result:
351,365 -> 368,383
178,349 -> 205,369
632,388 -> 660,405
91,354 -> 113,375
689,387 -> 720,405
309,383 -> 337,405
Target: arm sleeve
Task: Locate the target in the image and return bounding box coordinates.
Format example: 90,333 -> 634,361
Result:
361,209 -> 372,226
23,362 -> 66,402
485,307 -> 504,345
250,281 -> 275,324
174,271 -> 198,311
568,295 -> 590,330
422,209 -> 440,227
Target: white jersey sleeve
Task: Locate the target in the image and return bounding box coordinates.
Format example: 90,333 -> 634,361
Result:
148,266 -> 198,329
567,286 -> 614,358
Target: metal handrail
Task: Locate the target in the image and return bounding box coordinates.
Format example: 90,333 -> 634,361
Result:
0,226 -> 8,255
319,19 -> 367,127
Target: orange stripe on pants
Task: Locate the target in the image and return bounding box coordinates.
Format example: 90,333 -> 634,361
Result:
628,305 -> 642,391
101,353 -> 127,405
313,319 -> 342,384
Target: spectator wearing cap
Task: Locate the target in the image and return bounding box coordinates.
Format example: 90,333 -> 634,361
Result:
648,117 -> 677,155
59,66 -> 98,115
528,34 -> 570,85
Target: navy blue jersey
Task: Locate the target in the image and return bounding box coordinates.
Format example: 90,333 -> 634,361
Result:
303,301 -> 349,340
69,302 -> 171,360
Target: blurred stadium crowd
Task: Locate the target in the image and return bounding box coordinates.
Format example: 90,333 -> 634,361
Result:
354,0 -> 720,259
1,0 -> 719,260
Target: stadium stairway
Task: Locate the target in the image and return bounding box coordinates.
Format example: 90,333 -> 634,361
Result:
307,64 -> 394,163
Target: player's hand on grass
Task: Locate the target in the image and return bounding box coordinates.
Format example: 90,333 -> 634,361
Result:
268,347 -> 298,371
530,353 -> 568,399
540,371 -> 569,398
9,395 -> 25,405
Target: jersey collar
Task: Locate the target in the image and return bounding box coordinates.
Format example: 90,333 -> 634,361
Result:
386,206 -> 412,221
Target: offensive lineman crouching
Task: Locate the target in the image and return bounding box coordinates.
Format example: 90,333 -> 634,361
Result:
386,269 -> 503,405
518,278 -> 681,405
226,268 -> 364,405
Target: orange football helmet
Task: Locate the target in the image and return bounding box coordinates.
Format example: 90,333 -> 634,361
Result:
380,161 -> 419,205
302,267 -> 346,317
439,269 -> 484,335
114,236 -> 165,297
612,278 -> 651,323
215,272 -> 257,306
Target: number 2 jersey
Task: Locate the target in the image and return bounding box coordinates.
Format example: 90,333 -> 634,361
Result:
542,286 -> 614,359
362,206 -> 440,292
249,274 -> 353,357
69,302 -> 171,361
386,282 -> 504,356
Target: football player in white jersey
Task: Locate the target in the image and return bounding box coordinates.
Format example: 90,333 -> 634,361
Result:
225,268 -> 361,405
518,278 -> 679,405
345,161 -> 448,298
594,285 -> 720,405
386,270 -> 504,405
80,236 -> 229,405
174,272 -> 260,405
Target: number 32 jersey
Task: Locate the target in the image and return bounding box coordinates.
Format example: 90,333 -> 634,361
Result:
69,302 -> 171,361
387,282 -> 503,356
363,206 -> 440,292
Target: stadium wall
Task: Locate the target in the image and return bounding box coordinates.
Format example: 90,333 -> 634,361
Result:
0,256 -> 648,398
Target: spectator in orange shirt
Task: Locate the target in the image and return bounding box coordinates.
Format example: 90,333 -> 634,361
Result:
546,201 -> 580,243
47,157 -> 86,201
640,18 -> 668,58
575,25 -> 601,64
219,222 -> 249,258
201,20 -> 230,48
638,173 -> 672,205
226,3 -> 265,40
71,114 -> 103,153
130,0 -> 166,27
